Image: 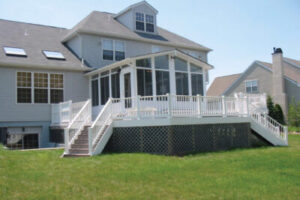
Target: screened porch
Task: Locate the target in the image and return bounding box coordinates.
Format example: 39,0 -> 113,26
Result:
86,50 -> 213,118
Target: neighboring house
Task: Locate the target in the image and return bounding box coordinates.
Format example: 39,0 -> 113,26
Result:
208,48 -> 300,116
0,1 -> 288,156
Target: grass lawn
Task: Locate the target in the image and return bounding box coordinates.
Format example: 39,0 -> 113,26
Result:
1,135 -> 300,200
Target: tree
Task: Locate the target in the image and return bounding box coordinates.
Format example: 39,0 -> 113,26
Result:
267,96 -> 285,124
274,104 -> 285,124
288,98 -> 300,127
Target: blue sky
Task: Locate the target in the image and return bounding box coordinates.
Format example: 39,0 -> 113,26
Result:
0,0 -> 299,85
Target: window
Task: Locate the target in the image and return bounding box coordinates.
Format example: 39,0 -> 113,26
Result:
175,57 -> 188,95
175,57 -> 188,71
190,63 -> 203,96
102,39 -> 125,61
103,39 -> 113,60
17,72 -> 32,103
91,76 -> 99,106
136,12 -> 145,31
50,74 -> 64,103
155,55 -> 168,70
4,47 -> 26,57
156,71 -> 170,95
6,133 -> 38,150
34,73 -> 48,103
137,69 -> 153,96
146,15 -> 154,32
115,41 -> 125,61
43,51 -> 65,60
136,58 -> 151,68
176,72 -> 189,95
100,72 -> 110,105
17,72 -> 63,104
111,71 -> 120,98
245,80 -> 258,93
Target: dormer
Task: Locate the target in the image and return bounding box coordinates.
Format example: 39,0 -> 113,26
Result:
115,1 -> 158,34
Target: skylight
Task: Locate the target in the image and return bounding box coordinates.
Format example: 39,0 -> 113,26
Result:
43,50 -> 65,60
4,47 -> 27,56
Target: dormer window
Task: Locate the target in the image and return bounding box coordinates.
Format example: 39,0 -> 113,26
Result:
135,12 -> 154,33
146,15 -> 154,32
136,12 -> 145,31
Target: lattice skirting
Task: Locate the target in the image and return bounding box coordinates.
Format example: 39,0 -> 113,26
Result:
104,123 -> 270,156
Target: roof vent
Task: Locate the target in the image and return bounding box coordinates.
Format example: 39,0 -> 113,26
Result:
273,47 -> 283,54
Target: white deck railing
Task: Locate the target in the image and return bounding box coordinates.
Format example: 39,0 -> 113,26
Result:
64,99 -> 91,154
109,94 -> 249,119
51,101 -> 72,125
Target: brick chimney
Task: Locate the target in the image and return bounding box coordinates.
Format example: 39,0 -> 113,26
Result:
272,47 -> 287,115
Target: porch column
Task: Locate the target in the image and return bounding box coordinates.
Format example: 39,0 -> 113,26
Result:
169,55 -> 176,95
187,62 -> 192,96
131,62 -> 138,98
151,56 -> 157,96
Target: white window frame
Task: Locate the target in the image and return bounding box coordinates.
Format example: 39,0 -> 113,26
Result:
16,71 -> 64,104
245,79 -> 259,93
101,39 -> 125,61
135,12 -> 155,33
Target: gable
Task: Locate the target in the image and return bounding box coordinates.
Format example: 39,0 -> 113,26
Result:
223,62 -> 272,96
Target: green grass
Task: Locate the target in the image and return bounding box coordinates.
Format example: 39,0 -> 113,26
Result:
289,126 -> 300,132
1,136 -> 300,200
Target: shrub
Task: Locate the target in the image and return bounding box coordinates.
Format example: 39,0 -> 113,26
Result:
267,96 -> 285,124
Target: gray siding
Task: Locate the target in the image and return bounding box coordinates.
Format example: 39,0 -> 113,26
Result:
65,35 -> 82,58
225,63 -> 273,96
0,67 -> 89,122
77,34 -> 207,69
116,11 -> 134,31
285,79 -> 300,104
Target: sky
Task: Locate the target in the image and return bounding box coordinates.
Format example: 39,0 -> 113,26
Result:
0,0 -> 299,86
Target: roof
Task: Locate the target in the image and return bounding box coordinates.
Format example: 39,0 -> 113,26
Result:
207,74 -> 241,96
257,58 -> 300,84
85,49 -> 213,76
0,19 -> 90,71
208,57 -> 300,96
115,1 -> 158,18
62,11 -> 211,52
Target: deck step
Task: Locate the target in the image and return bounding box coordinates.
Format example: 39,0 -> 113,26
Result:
63,154 -> 90,158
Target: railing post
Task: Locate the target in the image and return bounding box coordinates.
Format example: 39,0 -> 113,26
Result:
284,126 -> 288,144
88,128 -> 93,155
137,95 -> 141,120
167,93 -> 172,118
246,96 -> 249,117
197,95 -> 202,118
64,129 -> 69,154
222,96 -> 226,117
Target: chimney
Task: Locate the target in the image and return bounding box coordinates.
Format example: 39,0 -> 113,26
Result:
272,47 -> 287,115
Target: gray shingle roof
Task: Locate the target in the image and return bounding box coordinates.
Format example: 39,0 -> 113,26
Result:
207,74 -> 241,96
0,19 -> 90,71
62,11 -> 211,52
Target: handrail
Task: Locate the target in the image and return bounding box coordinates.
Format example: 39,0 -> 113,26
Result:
91,98 -> 112,128
67,99 -> 91,129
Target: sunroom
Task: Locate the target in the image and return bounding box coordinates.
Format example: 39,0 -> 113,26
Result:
86,50 -> 213,118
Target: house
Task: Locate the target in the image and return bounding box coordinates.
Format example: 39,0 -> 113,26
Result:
0,1 -> 288,156
208,48 -> 300,116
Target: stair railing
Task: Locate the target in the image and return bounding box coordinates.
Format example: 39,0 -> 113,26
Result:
88,98 -> 112,154
250,112 -> 288,143
64,99 -> 91,154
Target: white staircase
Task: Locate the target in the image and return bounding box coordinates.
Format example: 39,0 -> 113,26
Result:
250,113 -> 288,146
